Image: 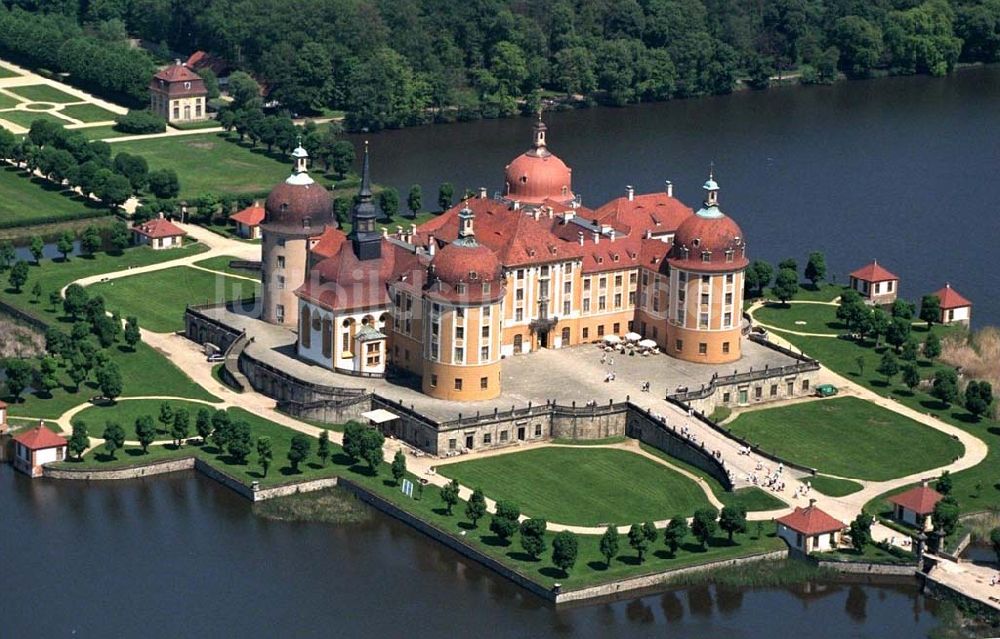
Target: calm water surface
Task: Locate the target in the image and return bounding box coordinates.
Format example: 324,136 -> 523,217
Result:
355,66 -> 1000,326
1,465 -> 941,637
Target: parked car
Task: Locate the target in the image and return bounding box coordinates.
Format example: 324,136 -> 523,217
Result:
815,384 -> 838,397
207,353 -> 225,362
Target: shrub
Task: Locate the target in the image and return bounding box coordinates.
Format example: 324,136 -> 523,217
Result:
114,110 -> 166,134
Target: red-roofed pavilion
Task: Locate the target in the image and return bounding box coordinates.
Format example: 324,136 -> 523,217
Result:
888,483 -> 943,530
849,259 -> 899,304
776,501 -> 846,553
930,283 -> 972,325
12,422 -> 67,478
230,202 -> 265,239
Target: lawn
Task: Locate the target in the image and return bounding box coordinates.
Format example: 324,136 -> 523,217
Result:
0,66 -> 21,79
1,243 -> 208,324
438,447 -> 711,526
87,265 -> 259,332
638,442 -> 788,512
8,83 -> 80,103
5,341 -> 221,420
193,255 -> 260,278
766,283 -> 846,303
776,328 -> 1000,514
114,133 -> 299,197
814,543 -> 916,565
0,166 -> 103,227
71,398 -> 217,441
809,475 -> 864,497
725,397 -> 964,480
0,93 -> 19,109
59,103 -> 118,123
753,302 -> 845,334
81,125 -> 131,140
0,110 -> 70,130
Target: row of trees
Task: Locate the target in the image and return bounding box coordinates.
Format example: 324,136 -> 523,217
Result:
744,253 -> 828,302
10,0 -> 996,130
0,7 -> 155,105
0,121 -> 180,211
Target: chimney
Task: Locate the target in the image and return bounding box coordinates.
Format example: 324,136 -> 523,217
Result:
513,201 -> 520,211
410,223 -> 417,236
665,180 -> 673,197
592,231 -> 600,244
546,207 -> 554,219
562,210 -> 575,223
577,231 -> 584,246
479,187 -> 488,199
644,229 -> 652,239
626,185 -> 634,201
428,235 -> 436,256
609,229 -> 616,242
396,225 -> 403,239
158,211 -> 164,219
809,498 -> 817,508
382,227 -> 388,239
920,478 -> 928,487
532,209 -> 540,221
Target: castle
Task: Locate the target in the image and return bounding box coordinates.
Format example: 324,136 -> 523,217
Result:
258,120 -> 749,402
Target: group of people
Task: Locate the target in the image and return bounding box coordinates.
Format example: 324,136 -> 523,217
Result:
744,461 -> 787,492
793,480 -> 813,498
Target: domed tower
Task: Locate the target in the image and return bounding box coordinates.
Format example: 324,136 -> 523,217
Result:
261,142 -> 333,325
422,205 -> 505,400
665,172 -> 748,364
503,116 -> 574,207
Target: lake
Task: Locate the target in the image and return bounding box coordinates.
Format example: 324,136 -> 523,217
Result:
354,66 -> 1000,327
0,465 -> 942,637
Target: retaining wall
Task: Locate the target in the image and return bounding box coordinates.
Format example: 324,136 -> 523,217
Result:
812,560 -> 918,576
626,407 -> 733,490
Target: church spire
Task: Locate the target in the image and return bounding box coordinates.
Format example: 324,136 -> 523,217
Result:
349,141 -> 381,261
530,112 -> 550,157
703,162 -> 719,208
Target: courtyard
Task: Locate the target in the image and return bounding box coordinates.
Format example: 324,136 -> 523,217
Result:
197,304 -> 801,422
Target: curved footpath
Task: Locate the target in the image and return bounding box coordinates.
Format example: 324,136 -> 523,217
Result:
27,229 -> 988,540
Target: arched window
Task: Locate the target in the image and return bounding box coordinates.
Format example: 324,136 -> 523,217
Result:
322,317 -> 332,358
301,306 -> 312,349
513,334 -> 523,354
561,327 -> 570,345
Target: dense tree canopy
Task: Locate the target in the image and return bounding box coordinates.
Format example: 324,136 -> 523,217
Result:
4,0 -> 991,130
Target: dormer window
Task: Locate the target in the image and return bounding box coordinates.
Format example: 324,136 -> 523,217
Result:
280,203 -> 288,213
701,251 -> 711,263
725,250 -> 734,263
302,216 -> 311,229
184,81 -> 191,90
520,176 -> 527,183
456,283 -> 466,294
482,282 -> 490,294
468,271 -> 478,280
613,254 -> 620,263
692,238 -> 700,248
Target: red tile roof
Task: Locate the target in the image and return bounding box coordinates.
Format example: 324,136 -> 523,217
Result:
297,241 -> 427,313
888,485 -> 943,516
133,217 -> 186,239
184,51 -> 229,76
931,284 -> 971,309
0,399 -> 7,409
310,227 -> 348,260
230,203 -> 265,226
150,63 -> 207,98
776,505 -> 845,535
590,193 -> 693,237
153,63 -> 202,83
13,424 -> 67,450
850,260 -> 898,282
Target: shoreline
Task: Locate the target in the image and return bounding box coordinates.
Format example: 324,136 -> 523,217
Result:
36,454 -> 924,605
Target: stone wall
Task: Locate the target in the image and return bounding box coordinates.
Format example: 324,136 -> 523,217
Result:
186,306 -> 242,352
44,457 -> 196,480
625,407 -> 734,490
550,406 -> 627,440
555,550 -> 789,604
811,560 -> 918,576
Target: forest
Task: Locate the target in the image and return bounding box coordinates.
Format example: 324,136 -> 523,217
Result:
2,0 -> 999,129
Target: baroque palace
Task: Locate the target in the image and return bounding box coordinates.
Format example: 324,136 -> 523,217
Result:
259,119 -> 749,402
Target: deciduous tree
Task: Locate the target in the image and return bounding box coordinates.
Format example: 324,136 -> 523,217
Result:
68,421 -> 89,459
103,421 -> 125,459
519,518 -> 547,560
551,530 -> 579,574
465,487 -> 487,526
441,478 -> 460,515
287,434 -> 310,472
391,449 -> 406,485
691,508 -> 718,548
719,505 -> 748,542
135,415 -> 156,453
663,517 -> 688,555
257,436 -> 273,476
599,525 -> 619,567
490,500 -> 520,543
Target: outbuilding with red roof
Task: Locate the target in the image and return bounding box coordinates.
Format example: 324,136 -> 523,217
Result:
849,260 -> 899,304
12,422 -> 67,478
230,202 -> 265,239
133,214 -> 186,250
888,483 -> 943,530
776,501 -> 846,553
149,60 -> 208,124
930,283 -> 972,326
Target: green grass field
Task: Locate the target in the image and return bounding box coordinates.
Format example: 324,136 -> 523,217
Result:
114,134 -> 296,197
0,166 -> 102,227
71,398 -> 217,441
726,397 -> 963,480
193,255 -> 260,278
8,83 -> 80,103
0,66 -> 21,79
767,283 -> 846,303
753,302 -> 845,333
438,447 -> 711,526
809,475 -> 864,497
60,103 -> 118,123
0,93 -> 19,109
82,124 -> 131,140
0,109 -> 69,129
87,265 -> 259,333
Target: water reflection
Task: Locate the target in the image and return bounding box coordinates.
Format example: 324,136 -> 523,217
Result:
2,466 -> 943,638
